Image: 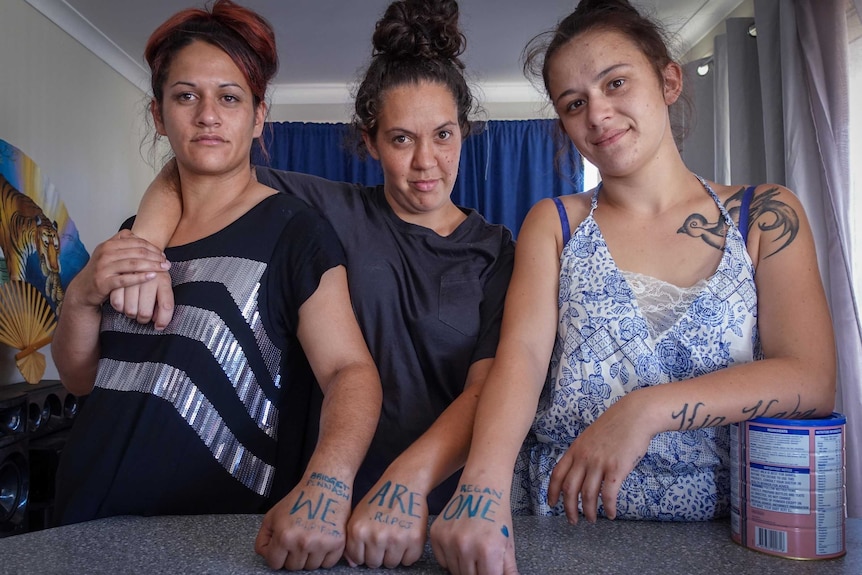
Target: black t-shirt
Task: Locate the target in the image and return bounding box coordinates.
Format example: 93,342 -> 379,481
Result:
256,168 -> 515,513
54,194 -> 346,525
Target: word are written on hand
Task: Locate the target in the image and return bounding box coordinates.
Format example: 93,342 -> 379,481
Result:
367,481 -> 423,529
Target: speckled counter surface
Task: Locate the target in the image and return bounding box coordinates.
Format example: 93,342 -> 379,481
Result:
0,515 -> 858,575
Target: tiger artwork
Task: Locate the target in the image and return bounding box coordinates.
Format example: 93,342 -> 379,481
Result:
0,173 -> 64,308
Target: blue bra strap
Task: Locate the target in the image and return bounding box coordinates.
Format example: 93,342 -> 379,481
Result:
738,185 -> 756,246
552,197 -> 571,246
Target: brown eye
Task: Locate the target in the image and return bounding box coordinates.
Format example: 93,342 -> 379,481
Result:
566,99 -> 585,112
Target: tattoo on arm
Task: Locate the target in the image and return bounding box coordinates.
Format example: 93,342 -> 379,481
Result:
741,395 -> 816,420
672,394 -> 817,432
671,402 -> 727,431
740,398 -> 780,420
769,394 -> 817,419
677,186 -> 799,257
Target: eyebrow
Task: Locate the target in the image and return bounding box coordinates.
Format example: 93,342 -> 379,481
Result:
553,62 -> 632,106
383,120 -> 458,136
168,80 -> 245,90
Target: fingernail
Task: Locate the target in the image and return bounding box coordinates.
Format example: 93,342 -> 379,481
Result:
145,272 -> 156,279
161,261 -> 171,269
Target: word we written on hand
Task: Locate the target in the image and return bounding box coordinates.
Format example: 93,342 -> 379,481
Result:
289,471 -> 351,527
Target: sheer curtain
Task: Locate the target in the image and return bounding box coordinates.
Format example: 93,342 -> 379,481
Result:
252,120 -> 582,236
698,0 -> 861,517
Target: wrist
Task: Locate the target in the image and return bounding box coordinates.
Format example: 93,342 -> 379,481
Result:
383,456 -> 436,496
63,276 -> 104,314
624,387 -> 665,436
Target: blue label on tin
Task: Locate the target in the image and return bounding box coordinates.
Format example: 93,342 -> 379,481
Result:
749,412 -> 845,427
749,425 -> 809,435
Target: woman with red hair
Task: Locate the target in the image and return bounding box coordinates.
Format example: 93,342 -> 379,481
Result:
51,2 -> 381,570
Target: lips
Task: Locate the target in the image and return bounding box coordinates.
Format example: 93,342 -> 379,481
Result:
593,129 -> 627,147
192,134 -> 226,144
411,179 -> 439,192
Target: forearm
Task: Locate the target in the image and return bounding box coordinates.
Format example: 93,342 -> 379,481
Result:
638,356 -> 836,437
460,348 -> 549,489
131,160 -> 181,249
309,362 -> 382,484
385,376 -> 484,494
464,383 -> 540,484
51,280 -> 103,396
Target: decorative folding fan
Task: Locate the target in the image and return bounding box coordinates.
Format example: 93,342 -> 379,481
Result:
0,280 -> 58,384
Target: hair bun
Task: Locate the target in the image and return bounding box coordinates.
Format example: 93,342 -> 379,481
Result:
372,0 -> 465,65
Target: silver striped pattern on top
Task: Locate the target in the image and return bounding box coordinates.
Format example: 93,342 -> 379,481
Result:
96,255 -> 285,495
171,257 -> 282,384
95,359 -> 275,496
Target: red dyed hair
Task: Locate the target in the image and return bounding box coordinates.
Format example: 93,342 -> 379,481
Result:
144,0 -> 278,108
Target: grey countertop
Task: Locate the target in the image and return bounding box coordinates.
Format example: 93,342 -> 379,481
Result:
0,515 -> 858,575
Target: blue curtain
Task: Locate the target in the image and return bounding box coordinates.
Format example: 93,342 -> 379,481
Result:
253,119 -> 582,236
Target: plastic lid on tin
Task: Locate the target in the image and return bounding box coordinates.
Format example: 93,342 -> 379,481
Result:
749,411 -> 846,426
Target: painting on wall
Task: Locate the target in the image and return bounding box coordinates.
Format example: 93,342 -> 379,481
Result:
0,139 -> 89,313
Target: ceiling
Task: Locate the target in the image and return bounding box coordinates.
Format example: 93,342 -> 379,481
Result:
25,0 -> 743,105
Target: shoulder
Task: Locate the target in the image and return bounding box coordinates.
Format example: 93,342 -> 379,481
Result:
712,181 -> 804,212
458,208 -> 516,252
253,166 -> 359,195
259,186 -> 314,214
718,182 -> 808,260
522,193 -> 591,238
251,189 -> 334,237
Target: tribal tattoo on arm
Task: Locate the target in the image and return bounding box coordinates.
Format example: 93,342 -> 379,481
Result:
678,186 -> 799,258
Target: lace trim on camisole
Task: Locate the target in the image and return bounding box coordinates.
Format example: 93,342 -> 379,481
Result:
621,270 -> 708,340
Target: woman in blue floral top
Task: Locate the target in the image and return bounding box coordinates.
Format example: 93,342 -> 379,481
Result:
430,0 -> 836,573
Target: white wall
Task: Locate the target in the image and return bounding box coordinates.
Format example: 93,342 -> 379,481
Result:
267,96 -> 553,124
0,0 -> 155,385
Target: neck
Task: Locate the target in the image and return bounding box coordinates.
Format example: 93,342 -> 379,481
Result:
388,198 -> 467,237
177,162 -> 255,220
597,141 -> 698,215
167,161 -> 274,247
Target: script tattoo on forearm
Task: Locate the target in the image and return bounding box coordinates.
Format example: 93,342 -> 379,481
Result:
671,402 -> 727,431
365,481 -> 423,530
440,485 -> 503,524
745,394 -> 816,420
740,398 -> 780,420
672,394 -> 817,431
677,186 -> 799,257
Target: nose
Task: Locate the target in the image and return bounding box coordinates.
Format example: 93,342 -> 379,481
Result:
587,93 -> 612,128
412,139 -> 436,170
196,96 -> 220,127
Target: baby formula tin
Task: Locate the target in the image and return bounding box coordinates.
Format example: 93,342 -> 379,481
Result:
730,413 -> 846,559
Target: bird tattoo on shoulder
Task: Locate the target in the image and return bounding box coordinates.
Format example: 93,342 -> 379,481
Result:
677,186 -> 799,258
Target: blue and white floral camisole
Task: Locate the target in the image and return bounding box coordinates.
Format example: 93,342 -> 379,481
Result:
511,176 -> 759,521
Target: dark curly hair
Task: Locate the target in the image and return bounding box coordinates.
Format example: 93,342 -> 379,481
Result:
352,0 -> 477,156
